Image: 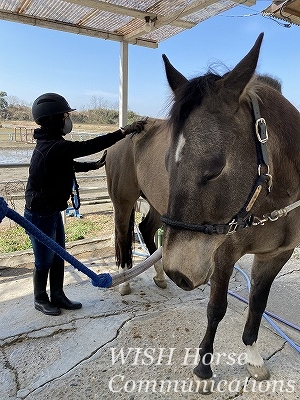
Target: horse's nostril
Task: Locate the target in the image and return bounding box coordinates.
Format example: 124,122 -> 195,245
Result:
179,277 -> 194,291
168,271 -> 194,291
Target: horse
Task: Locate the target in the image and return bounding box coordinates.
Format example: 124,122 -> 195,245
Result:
105,32 -> 300,387
105,118 -> 170,295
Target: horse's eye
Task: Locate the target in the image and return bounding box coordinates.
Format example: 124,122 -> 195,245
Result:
201,161 -> 225,184
207,168 -> 223,181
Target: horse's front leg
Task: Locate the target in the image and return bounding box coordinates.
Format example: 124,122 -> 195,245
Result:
242,249 -> 293,380
193,263 -> 234,393
153,259 -> 167,289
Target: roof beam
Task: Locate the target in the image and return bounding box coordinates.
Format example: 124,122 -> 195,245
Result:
124,16 -> 195,42
65,0 -> 196,29
166,0 -> 256,19
65,0 -> 157,19
0,10 -> 158,48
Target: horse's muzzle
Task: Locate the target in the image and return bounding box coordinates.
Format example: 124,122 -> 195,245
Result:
166,270 -> 196,291
165,261 -> 214,290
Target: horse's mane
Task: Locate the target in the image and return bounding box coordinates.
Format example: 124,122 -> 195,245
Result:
168,70 -> 283,134
256,74 -> 282,93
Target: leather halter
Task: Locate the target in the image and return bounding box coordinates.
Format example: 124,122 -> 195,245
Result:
161,94 -> 273,235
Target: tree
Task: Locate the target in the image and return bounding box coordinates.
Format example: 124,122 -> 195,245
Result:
0,91 -> 8,117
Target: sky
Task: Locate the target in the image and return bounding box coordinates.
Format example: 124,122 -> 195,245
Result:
1,1 -> 300,119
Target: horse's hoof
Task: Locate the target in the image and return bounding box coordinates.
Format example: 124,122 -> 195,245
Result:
153,277 -> 167,289
119,282 -> 131,296
247,363 -> 270,381
193,373 -> 214,394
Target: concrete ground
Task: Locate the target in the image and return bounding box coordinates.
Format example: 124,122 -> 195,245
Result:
0,238 -> 299,400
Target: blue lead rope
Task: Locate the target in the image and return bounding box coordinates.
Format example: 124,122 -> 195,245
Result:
0,197 -> 112,288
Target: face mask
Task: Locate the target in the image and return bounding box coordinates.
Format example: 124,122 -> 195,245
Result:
62,117 -> 73,135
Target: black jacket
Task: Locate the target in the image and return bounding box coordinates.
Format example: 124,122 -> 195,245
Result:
25,127 -> 123,212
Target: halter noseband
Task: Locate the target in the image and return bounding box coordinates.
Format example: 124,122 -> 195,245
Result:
161,94 -> 272,235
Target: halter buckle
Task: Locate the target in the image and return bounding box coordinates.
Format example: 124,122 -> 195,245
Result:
255,118 -> 268,143
226,219 -> 238,235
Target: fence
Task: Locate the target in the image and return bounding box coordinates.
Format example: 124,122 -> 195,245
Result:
0,164 -> 112,227
12,127 -> 35,143
8,127 -> 100,144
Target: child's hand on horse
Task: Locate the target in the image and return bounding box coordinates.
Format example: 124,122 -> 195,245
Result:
121,119 -> 148,135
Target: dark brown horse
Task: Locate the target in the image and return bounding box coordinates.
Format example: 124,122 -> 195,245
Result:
105,33 -> 300,387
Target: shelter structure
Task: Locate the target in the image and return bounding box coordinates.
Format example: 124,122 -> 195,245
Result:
262,0 -> 300,27
0,0 -> 257,124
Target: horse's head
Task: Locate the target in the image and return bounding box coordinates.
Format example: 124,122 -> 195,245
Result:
161,33 -> 266,290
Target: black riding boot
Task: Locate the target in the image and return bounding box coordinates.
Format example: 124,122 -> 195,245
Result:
50,262 -> 82,310
33,269 -> 61,316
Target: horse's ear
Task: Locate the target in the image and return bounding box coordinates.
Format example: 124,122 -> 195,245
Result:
217,33 -> 264,99
162,54 -> 188,93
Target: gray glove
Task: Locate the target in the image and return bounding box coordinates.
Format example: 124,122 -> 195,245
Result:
121,119 -> 147,135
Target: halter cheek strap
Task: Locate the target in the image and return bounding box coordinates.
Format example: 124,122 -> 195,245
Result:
161,95 -> 273,235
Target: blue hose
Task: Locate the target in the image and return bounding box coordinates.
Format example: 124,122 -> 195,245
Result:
233,263 -> 300,353
0,197 -> 112,288
133,221 -> 150,258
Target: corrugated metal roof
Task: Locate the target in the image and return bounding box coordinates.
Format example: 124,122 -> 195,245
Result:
262,0 -> 300,27
0,0 -> 246,48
